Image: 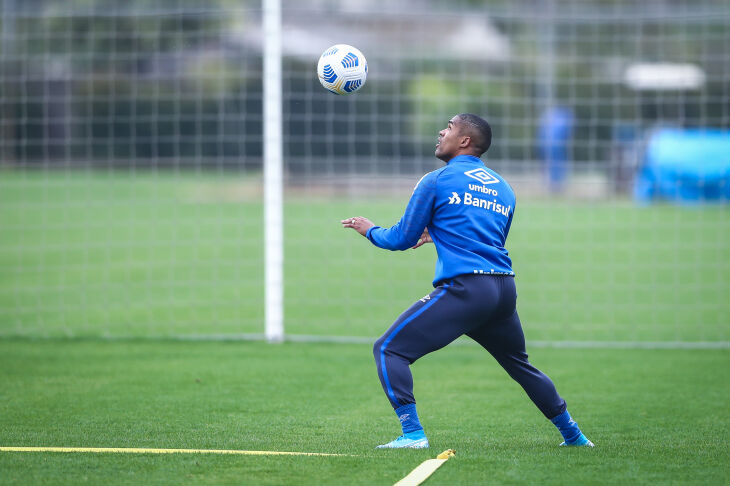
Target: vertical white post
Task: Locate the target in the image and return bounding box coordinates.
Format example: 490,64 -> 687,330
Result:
263,0 -> 284,343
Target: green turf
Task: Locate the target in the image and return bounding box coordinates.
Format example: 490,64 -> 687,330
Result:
1,169 -> 729,342
1,169 -> 729,483
0,340 -> 728,485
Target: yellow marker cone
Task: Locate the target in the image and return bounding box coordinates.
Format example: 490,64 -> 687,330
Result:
394,449 -> 455,486
436,449 -> 455,460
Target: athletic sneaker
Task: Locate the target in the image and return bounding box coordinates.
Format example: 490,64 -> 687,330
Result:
375,430 -> 429,449
559,433 -> 594,447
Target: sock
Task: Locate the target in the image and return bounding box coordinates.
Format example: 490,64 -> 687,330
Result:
550,410 -> 583,444
395,403 -> 423,434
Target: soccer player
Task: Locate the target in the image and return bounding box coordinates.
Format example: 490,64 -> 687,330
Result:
342,114 -> 593,449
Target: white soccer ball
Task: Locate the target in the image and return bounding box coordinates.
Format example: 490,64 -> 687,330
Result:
317,44 -> 368,95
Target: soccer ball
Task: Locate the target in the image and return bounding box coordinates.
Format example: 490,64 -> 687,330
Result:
317,44 -> 368,95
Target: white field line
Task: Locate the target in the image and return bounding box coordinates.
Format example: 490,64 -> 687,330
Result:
0,446 -> 347,457
286,335 -> 730,349
526,340 -> 730,349
0,333 -> 727,349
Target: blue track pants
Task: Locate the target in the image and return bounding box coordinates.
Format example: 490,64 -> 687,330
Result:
373,274 -> 567,420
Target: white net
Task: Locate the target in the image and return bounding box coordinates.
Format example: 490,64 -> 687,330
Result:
1,4 -> 267,336
1,0 -> 728,343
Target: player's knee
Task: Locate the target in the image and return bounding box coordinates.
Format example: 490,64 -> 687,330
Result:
373,335 -> 386,360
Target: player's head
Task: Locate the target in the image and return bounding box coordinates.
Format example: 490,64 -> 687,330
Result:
435,113 -> 492,162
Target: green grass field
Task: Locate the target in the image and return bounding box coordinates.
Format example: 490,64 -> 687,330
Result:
1,170 -> 729,484
1,340 -> 728,485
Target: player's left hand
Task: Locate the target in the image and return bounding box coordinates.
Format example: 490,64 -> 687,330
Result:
412,228 -> 433,249
341,216 -> 375,236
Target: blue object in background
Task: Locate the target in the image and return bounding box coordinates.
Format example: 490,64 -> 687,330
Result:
634,129 -> 730,204
538,107 -> 575,192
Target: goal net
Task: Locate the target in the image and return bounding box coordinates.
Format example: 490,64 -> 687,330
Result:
1,0 -> 728,344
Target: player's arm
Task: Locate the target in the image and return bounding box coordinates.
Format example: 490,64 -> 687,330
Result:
342,172 -> 437,251
503,200 -> 515,240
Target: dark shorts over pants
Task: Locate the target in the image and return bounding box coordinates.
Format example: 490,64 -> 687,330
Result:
373,274 -> 567,420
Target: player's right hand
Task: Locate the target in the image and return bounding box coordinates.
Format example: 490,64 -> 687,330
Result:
341,216 -> 374,237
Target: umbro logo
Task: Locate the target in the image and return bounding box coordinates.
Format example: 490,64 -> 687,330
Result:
464,168 -> 499,185
448,192 -> 461,204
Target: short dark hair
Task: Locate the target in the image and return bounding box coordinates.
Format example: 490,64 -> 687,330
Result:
455,113 -> 492,156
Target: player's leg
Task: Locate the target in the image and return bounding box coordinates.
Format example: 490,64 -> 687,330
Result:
468,309 -> 567,417
466,277 -> 593,447
374,284 -> 462,408
373,278 -> 496,448
372,282 -> 461,448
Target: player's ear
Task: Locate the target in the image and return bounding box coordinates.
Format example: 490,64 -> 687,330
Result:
459,135 -> 471,148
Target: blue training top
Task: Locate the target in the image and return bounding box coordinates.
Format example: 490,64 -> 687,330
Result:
366,154 -> 516,286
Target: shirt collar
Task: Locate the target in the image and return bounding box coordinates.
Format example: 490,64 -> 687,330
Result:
446,154 -> 482,165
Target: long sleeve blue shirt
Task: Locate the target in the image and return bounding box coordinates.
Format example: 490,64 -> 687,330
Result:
366,154 -> 515,286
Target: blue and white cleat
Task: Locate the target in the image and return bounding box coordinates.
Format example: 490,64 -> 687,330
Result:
560,433 -> 594,447
376,430 -> 429,449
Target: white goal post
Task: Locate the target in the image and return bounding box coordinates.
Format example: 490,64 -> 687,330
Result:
263,0 -> 284,343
